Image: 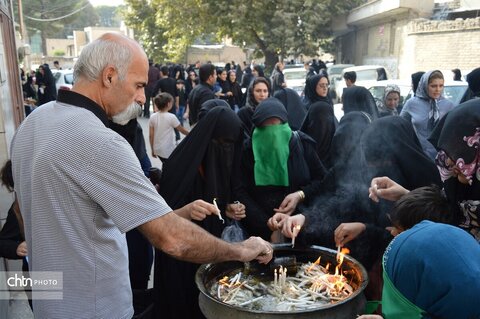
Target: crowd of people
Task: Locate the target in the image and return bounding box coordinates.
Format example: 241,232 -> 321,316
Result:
3,33 -> 480,319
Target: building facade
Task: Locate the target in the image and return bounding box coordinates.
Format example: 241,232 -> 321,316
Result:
332,0 -> 479,79
0,0 -> 25,317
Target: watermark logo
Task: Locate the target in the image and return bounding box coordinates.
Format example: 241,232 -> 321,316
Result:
1,271 -> 63,300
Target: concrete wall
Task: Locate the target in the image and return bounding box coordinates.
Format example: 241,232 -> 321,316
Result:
46,38 -> 74,57
186,45 -> 248,65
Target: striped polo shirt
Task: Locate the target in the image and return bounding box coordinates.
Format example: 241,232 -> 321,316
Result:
11,90 -> 172,318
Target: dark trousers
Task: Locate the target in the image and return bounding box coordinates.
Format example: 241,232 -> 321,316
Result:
126,229 -> 153,289
144,87 -> 152,117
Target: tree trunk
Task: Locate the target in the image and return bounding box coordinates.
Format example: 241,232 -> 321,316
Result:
263,50 -> 278,77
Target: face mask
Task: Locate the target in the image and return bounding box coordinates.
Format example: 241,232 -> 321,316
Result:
111,102 -> 142,125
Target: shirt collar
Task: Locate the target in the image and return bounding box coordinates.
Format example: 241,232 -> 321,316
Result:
57,90 -> 109,126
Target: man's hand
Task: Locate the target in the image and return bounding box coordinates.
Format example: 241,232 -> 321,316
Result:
139,211 -> 273,265
225,202 -> 246,220
274,192 -> 301,215
334,222 -> 366,247
236,236 -> 273,264
369,176 -> 409,203
16,241 -> 28,257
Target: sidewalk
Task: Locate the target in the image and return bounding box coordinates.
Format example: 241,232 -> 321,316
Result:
137,114 -> 190,171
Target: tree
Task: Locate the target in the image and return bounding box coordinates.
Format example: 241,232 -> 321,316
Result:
207,0 -> 362,72
96,5 -> 123,27
18,0 -> 99,55
122,0 -> 169,62
123,0 -> 362,69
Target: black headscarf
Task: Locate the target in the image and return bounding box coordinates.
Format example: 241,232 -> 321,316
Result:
330,111 -> 372,179
411,71 -> 425,97
300,101 -> 337,167
253,65 -> 265,78
237,77 -> 271,135
303,73 -> 333,108
273,88 -> 307,130
362,116 -> 441,191
38,64 -> 57,104
428,99 -> 480,233
467,67 -> 480,97
198,99 -> 230,120
342,86 -> 379,119
459,68 -> 480,103
251,97 -> 288,126
160,106 -> 243,223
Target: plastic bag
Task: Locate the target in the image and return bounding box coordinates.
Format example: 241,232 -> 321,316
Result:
221,220 -> 247,243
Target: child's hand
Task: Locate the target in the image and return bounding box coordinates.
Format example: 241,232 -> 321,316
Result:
334,222 -> 366,247
369,176 -> 409,202
16,241 -> 28,257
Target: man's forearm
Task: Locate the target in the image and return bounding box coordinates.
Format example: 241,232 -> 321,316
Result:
138,212 -> 242,264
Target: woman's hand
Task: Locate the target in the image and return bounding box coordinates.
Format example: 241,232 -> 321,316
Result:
281,214 -> 305,238
175,199 -> 218,221
369,176 -> 409,202
334,222 -> 366,247
274,192 -> 302,215
268,213 -> 289,231
225,202 -> 246,220
16,241 -> 28,257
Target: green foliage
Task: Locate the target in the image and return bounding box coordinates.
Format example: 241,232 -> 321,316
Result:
121,0 -> 169,62
16,0 -> 99,54
53,49 -> 65,56
96,6 -> 123,27
122,0 -> 362,67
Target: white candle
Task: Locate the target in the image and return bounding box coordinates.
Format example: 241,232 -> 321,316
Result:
213,198 -> 225,224
274,268 -> 277,287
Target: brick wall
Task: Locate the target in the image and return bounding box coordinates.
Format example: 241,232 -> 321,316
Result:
399,18 -> 480,79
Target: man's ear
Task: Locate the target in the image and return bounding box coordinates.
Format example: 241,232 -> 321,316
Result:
102,66 -> 116,86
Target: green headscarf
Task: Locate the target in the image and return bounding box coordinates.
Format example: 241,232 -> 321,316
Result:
252,123 -> 292,186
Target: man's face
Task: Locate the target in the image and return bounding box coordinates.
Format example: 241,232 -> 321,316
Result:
207,70 -> 217,86
108,51 -> 148,117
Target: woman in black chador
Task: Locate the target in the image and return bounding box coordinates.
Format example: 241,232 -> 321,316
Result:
153,106 -> 246,319
37,64 -> 57,105
237,98 -> 326,241
300,101 -> 337,169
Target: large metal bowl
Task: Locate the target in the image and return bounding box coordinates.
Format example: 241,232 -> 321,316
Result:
196,244 -> 368,319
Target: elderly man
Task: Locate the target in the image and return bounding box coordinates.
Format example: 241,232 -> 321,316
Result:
10,33 -> 272,318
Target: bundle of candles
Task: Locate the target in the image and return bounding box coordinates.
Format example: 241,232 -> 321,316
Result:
211,253 -> 354,312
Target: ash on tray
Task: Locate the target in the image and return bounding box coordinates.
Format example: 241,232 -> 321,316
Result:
209,259 -> 354,312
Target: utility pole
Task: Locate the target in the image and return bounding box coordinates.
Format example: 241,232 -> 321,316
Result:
18,0 -> 31,70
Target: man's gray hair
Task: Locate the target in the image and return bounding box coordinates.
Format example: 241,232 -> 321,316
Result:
73,35 -> 133,83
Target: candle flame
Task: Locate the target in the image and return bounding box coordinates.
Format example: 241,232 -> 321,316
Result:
307,256 -> 321,272
335,248 -> 350,276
